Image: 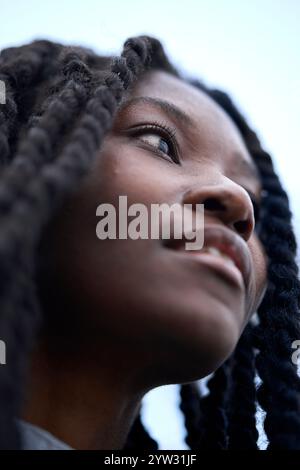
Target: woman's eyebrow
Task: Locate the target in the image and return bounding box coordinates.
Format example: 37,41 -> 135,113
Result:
120,96 -> 194,127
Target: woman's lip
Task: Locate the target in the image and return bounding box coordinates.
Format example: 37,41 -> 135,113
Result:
181,250 -> 245,289
164,224 -> 252,290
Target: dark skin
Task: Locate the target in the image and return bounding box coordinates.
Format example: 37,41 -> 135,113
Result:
22,71 -> 267,449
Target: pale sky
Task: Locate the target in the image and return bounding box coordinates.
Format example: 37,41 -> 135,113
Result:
1,0 -> 299,449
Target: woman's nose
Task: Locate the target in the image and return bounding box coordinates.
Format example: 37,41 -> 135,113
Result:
183,180 -> 255,242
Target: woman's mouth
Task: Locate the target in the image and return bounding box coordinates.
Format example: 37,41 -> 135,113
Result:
163,224 -> 252,291
178,246 -> 245,289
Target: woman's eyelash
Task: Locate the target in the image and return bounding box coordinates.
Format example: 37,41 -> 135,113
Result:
128,121 -> 180,164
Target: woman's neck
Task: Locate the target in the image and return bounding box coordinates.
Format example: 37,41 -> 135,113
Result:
21,339 -> 149,449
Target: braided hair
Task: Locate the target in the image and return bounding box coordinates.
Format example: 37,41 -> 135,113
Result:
0,35 -> 299,450
178,86 -> 300,451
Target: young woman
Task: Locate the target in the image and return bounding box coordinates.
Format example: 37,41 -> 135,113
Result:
0,35 -> 299,450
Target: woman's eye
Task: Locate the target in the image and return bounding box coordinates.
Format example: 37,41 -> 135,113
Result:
131,124 -> 180,164
138,133 -> 171,156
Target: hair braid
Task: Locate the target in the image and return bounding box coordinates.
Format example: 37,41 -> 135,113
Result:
253,155 -> 300,449
123,409 -> 159,451
179,382 -> 202,449
209,89 -> 300,449
0,35 -> 159,449
227,324 -> 258,449
197,362 -> 231,449
0,40 -> 61,166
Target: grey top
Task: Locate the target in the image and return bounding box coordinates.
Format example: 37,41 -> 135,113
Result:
18,420 -> 73,450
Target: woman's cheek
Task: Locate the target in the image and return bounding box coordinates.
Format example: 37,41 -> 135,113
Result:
248,235 -> 268,312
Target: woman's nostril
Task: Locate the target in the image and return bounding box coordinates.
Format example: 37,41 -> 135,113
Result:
234,220 -> 249,235
204,198 -> 226,211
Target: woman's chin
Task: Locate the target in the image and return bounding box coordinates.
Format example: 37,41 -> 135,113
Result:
148,325 -> 241,387
173,312 -> 242,381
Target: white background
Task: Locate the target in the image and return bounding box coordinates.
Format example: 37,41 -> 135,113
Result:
1,0 -> 299,449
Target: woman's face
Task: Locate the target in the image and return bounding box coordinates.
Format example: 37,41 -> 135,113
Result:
39,70 -> 267,386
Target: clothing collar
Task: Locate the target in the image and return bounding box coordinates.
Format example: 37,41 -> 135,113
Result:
18,419 -> 73,450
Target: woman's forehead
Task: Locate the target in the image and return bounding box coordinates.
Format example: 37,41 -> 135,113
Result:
131,71 -> 247,146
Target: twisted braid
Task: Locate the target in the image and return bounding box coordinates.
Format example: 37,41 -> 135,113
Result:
175,82 -> 300,450
196,362 -> 231,449
179,383 -> 202,449
227,324 -> 258,449
0,52 -> 92,215
123,409 -> 159,451
253,156 -> 300,449
0,35 -> 160,449
0,40 -> 60,166
209,89 -> 300,449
